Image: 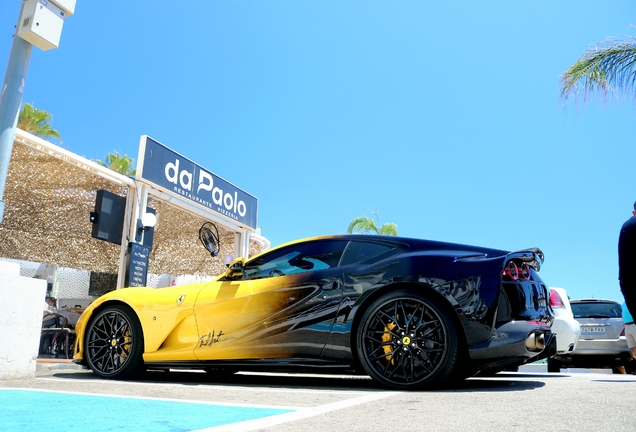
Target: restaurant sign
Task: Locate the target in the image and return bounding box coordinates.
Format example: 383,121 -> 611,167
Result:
137,136 -> 258,229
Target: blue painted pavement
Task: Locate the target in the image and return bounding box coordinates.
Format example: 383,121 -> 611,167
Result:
0,389 -> 294,431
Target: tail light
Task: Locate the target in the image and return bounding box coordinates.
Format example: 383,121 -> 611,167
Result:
621,326 -> 626,337
550,289 -> 565,309
520,263 -> 531,280
503,261 -> 533,281
503,261 -> 519,280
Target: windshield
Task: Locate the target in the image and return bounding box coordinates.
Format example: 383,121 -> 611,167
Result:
571,302 -> 622,319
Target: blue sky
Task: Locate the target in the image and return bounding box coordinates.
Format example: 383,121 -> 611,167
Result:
1,0 -> 634,302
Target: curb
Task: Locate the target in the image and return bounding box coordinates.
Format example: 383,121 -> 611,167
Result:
36,359 -> 84,372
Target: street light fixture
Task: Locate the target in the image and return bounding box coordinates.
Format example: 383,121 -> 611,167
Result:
137,212 -> 157,237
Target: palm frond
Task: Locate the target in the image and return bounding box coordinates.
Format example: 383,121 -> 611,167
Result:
378,222 -> 398,236
347,210 -> 397,236
347,216 -> 379,234
93,151 -> 137,176
17,103 -> 62,142
560,37 -> 636,101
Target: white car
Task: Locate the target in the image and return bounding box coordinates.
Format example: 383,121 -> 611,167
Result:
553,298 -> 635,374
547,287 -> 581,372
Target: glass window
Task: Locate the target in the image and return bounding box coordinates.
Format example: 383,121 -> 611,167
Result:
242,240 -> 348,280
571,302 -> 622,319
340,240 -> 399,266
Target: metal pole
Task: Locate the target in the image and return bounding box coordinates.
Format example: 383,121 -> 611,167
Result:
116,189 -> 137,289
0,1 -> 32,222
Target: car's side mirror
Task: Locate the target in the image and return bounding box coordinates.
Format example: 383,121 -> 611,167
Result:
225,257 -> 245,279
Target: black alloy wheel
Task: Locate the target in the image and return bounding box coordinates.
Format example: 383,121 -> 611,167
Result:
356,290 -> 460,390
85,304 -> 144,379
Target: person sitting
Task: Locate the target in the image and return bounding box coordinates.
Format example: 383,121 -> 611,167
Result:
44,296 -> 57,314
42,297 -> 60,355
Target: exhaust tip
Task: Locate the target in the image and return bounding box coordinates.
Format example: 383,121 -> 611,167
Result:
536,333 -> 545,350
525,331 -> 546,351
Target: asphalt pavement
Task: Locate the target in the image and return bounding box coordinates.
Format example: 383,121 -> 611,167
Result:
0,360 -> 634,431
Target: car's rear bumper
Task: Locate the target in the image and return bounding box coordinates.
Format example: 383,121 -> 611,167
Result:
569,337 -> 629,355
551,317 -> 580,354
468,320 -> 554,370
554,337 -> 635,367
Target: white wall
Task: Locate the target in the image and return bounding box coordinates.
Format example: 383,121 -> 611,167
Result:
0,261 -> 46,380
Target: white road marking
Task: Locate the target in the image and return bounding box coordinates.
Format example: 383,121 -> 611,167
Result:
5,386 -> 303,411
194,391 -> 399,432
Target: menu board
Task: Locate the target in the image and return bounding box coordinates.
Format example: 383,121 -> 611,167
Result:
126,243 -> 150,287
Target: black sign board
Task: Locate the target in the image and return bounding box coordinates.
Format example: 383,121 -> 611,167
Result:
126,243 -> 150,287
91,190 -> 126,245
136,136 -> 258,229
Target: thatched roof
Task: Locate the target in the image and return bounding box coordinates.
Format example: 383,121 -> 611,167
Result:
0,130 -> 265,278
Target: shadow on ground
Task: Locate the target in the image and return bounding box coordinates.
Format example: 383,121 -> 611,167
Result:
49,368 -> 549,393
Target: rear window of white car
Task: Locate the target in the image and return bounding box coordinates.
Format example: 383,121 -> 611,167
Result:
571,302 -> 622,319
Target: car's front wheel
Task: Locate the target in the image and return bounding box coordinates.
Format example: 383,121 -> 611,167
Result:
85,304 -> 144,379
355,289 -> 461,390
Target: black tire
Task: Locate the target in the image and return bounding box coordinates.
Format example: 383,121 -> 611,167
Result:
547,358 -> 561,373
355,289 -> 460,390
85,304 -> 145,379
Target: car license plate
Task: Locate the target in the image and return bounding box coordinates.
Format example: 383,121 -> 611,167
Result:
581,326 -> 605,333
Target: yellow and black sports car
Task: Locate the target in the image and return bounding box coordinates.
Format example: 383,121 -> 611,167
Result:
73,234 -> 554,390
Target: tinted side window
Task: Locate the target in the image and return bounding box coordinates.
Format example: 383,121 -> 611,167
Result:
340,241 -> 397,266
242,240 -> 348,280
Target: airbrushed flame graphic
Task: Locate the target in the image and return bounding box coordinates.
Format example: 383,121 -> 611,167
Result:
192,272 -> 342,360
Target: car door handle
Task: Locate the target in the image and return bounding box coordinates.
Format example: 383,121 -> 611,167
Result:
323,281 -> 340,298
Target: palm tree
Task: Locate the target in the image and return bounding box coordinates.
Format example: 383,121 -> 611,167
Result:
17,103 -> 62,142
347,209 -> 398,236
94,152 -> 137,176
560,37 -> 636,102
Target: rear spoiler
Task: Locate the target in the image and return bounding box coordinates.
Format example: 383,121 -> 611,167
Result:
506,248 -> 544,271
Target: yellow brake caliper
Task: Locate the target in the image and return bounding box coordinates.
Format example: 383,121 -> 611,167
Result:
382,322 -> 396,362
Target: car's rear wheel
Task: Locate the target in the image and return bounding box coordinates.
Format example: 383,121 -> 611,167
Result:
547,358 -> 561,373
356,289 -> 460,390
85,304 -> 144,379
